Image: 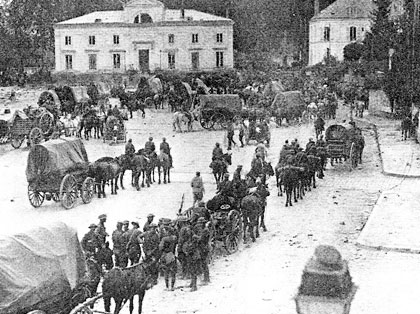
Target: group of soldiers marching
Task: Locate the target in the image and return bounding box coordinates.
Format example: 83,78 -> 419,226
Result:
81,209 -> 211,292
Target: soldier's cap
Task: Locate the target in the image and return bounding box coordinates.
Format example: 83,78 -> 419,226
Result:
197,217 -> 206,224
147,213 -> 155,218
162,137 -> 166,141
161,218 -> 172,225
128,139 -> 132,142
98,214 -> 107,220
197,201 -> 206,207
88,223 -> 97,229
149,223 -> 158,229
117,221 -> 123,225
122,220 -> 129,225
131,221 -> 140,227
149,136 -> 153,140
196,171 -> 200,176
177,216 -> 189,223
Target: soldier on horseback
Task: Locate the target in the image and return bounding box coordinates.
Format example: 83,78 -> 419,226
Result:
125,139 -> 136,158
212,142 -> 224,160
217,173 -> 234,197
160,137 -> 173,168
145,136 -> 156,155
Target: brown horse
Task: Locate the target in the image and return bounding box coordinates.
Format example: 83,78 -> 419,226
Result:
102,258 -> 159,314
89,157 -> 121,198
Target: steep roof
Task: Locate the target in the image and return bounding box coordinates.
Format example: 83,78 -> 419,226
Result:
57,9 -> 230,25
311,0 -> 374,21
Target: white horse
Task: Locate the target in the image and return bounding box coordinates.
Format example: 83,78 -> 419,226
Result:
172,108 -> 199,132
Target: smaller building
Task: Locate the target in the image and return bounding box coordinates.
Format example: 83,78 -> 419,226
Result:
308,0 -> 374,66
54,0 -> 234,73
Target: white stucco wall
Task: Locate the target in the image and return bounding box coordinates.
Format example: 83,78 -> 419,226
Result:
55,23 -> 233,72
308,18 -> 371,66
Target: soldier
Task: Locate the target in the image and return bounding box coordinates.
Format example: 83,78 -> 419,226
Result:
81,224 -> 99,256
143,213 -> 155,232
125,139 -> 135,158
126,221 -> 142,265
316,135 -> 326,148
227,122 -> 236,150
255,142 -> 267,160
118,220 -> 130,267
145,136 -> 155,155
212,142 -> 223,160
95,214 -> 108,248
232,165 -> 243,183
190,201 -> 210,224
112,221 -> 126,267
183,230 -> 201,291
306,137 -> 316,153
217,173 -> 233,196
194,217 -> 210,284
159,220 -> 178,290
97,241 -> 114,270
177,216 -> 192,278
160,137 -> 173,168
238,121 -> 246,147
191,171 -> 205,207
143,223 -> 160,260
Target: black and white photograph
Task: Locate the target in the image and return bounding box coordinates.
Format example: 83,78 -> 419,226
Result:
0,0 -> 419,313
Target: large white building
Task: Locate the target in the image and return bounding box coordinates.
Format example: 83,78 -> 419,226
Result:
54,0 -> 234,73
308,0 -> 374,66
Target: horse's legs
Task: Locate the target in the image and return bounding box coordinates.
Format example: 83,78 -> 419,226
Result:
260,206 -> 267,231
138,290 -> 146,314
129,296 -> 134,314
158,165 -> 162,184
167,167 -> 170,183
141,170 -> 145,188
104,297 -> 111,313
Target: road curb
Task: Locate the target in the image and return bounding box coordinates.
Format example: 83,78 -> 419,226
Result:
355,242 -> 420,255
364,120 -> 420,178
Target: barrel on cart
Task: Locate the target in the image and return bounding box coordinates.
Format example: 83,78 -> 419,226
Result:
26,138 -> 94,209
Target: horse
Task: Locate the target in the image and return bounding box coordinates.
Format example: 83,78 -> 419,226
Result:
354,100 -> 365,118
241,191 -> 263,242
277,165 -> 302,207
117,152 -> 152,190
209,153 -> 232,184
102,257 -> 159,314
172,111 -> 193,132
89,157 -> 121,198
306,154 -> 323,189
314,116 -> 325,139
156,150 -> 171,184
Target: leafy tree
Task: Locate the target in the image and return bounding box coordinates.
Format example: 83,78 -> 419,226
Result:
343,42 -> 366,61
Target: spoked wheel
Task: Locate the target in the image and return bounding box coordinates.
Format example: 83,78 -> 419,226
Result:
225,210 -> 242,254
28,183 -> 45,208
211,113 -> 226,130
52,192 -> 60,202
349,142 -> 358,169
29,127 -> 43,146
199,114 -> 215,130
81,177 -> 94,204
11,135 -> 24,149
39,111 -> 54,135
60,174 -> 78,209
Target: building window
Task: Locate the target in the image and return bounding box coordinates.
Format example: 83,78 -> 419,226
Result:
113,54 -> 121,69
192,34 -> 198,43
216,51 -> 224,67
350,26 -> 357,41
65,36 -> 71,45
89,35 -> 95,45
168,52 -> 175,69
216,33 -> 223,43
65,55 -> 73,70
113,35 -> 119,45
191,52 -> 199,70
88,54 -> 97,70
168,34 -> 174,44
323,26 -> 330,41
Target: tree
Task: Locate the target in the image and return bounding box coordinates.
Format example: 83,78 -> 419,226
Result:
343,42 -> 366,61
363,0 -> 398,61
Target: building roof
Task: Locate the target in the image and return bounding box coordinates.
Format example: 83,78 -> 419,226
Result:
311,0 -> 374,21
57,9 -> 230,25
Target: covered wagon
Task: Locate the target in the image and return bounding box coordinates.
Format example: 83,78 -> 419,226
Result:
26,138 -> 94,209
198,94 -> 242,129
0,222 -> 93,314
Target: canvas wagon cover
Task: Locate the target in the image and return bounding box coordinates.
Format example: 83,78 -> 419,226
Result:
325,124 -> 348,141
69,86 -> 90,103
272,91 -> 306,109
0,222 -> 86,313
199,94 -> 242,112
148,76 -> 163,94
26,138 -> 89,183
39,90 -> 62,112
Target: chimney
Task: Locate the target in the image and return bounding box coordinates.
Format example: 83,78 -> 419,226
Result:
181,8 -> 185,19
314,0 -> 320,15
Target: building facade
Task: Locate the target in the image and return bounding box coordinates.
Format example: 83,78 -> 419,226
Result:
54,0 -> 234,73
308,0 -> 374,66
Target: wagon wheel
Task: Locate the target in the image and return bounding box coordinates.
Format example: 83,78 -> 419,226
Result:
10,135 -> 24,149
29,127 -> 43,146
28,183 -> 45,208
60,174 -> 78,209
81,177 -> 94,204
211,112 -> 227,129
225,210 -> 242,254
39,111 -> 54,135
199,111 -> 215,129
52,192 -> 60,202
349,142 -> 358,169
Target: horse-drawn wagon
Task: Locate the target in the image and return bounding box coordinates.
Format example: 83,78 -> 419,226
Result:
54,86 -> 91,115
9,106 -> 60,149
325,124 -> 362,169
197,94 -> 242,130
271,90 -> 307,126
0,222 -> 97,314
26,138 -> 95,209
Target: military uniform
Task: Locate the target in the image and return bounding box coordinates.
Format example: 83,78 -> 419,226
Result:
95,221 -> 108,248
145,140 -> 156,155
212,146 -> 223,160
159,227 -> 178,290
143,228 -> 160,260
191,175 -> 205,206
183,233 -> 201,291
112,228 -> 126,267
81,229 -> 99,256
195,220 -> 210,284
160,141 -> 173,167
126,228 -> 142,265
177,224 -> 192,278
125,141 -> 135,157
217,178 -> 234,197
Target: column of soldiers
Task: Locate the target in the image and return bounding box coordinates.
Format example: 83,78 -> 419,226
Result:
81,209 -> 212,292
